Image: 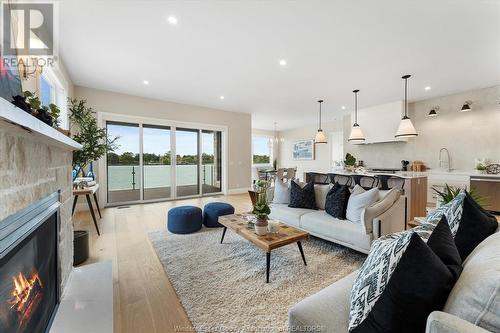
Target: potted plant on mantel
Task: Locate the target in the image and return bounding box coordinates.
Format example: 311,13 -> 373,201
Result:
252,180 -> 271,236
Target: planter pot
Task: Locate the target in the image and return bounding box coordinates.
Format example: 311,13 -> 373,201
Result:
255,217 -> 268,236
73,230 -> 89,266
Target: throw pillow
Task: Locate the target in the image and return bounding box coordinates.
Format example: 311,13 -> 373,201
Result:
349,227 -> 462,333
325,183 -> 350,219
361,188 -> 401,234
425,192 -> 465,235
272,179 -> 290,204
346,187 -> 379,224
454,192 -> 498,260
314,184 -> 332,210
288,181 -> 317,210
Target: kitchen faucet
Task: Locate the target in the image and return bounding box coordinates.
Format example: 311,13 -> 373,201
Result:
439,148 -> 452,171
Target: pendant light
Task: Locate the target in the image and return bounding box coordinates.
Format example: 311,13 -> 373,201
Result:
273,122 -> 284,143
395,74 -> 418,138
314,100 -> 327,144
461,101 -> 472,112
348,89 -> 365,143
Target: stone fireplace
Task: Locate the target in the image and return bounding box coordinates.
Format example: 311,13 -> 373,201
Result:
0,98 -> 82,332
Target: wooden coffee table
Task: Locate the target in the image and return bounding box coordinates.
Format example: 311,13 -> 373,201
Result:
218,214 -> 309,283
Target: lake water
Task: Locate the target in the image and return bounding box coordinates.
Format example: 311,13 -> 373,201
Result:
108,165 -> 214,190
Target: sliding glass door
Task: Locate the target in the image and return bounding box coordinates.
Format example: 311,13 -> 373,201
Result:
175,128 -> 199,197
105,121 -> 223,204
143,125 -> 172,200
106,122 -> 141,204
202,130 -> 222,194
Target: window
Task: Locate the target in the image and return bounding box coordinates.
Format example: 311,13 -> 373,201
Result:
252,136 -> 273,165
39,71 -> 68,129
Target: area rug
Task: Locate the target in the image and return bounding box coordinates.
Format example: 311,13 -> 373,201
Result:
148,228 -> 365,332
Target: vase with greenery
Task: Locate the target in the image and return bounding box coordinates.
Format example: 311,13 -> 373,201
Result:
344,153 -> 357,171
68,98 -> 118,176
432,184 -> 484,207
475,163 -> 487,174
252,180 -> 271,235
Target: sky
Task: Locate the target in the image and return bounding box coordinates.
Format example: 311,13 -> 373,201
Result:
108,124 -> 215,156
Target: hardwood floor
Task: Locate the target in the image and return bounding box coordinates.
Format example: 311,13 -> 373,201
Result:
73,193 -> 252,333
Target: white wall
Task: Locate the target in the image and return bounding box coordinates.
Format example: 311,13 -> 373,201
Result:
344,85 -> 500,170
274,85 -> 500,176
74,86 -> 252,192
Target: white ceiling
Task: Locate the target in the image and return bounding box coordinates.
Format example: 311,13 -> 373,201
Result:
58,0 -> 500,130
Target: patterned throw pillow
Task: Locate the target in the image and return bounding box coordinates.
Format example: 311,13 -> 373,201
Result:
288,181 -> 317,210
349,224 -> 462,333
424,192 -> 466,236
325,183 -> 350,219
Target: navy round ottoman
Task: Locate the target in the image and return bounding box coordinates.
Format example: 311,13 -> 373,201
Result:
203,202 -> 235,227
167,206 -> 202,234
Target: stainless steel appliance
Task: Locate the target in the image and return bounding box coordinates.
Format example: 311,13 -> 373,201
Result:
470,176 -> 500,215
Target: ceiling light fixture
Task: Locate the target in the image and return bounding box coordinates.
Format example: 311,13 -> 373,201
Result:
143,80 -> 149,85
167,16 -> 178,25
219,96 -> 225,100
314,100 -> 327,144
279,59 -> 287,67
428,106 -> 439,117
348,89 -> 365,143
425,86 -> 431,91
341,106 -> 346,110
395,74 -> 418,138
273,122 -> 284,143
461,101 -> 472,112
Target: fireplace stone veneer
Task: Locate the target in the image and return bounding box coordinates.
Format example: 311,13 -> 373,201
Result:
0,127 -> 77,294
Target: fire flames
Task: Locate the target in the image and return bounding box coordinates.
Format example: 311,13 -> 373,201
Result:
8,271 -> 43,321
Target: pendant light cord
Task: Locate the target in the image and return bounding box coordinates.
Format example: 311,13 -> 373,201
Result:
353,89 -> 359,124
318,100 -> 323,130
402,74 -> 411,118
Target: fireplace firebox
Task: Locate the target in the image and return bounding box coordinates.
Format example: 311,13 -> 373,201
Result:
0,192 -> 60,333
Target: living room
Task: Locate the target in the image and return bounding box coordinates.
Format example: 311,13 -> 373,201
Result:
0,1 -> 499,333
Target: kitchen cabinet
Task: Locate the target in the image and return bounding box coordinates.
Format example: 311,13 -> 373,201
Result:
427,173 -> 470,207
404,177 -> 428,225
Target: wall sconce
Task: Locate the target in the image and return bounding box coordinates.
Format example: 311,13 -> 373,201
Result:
428,106 -> 439,117
461,101 -> 472,112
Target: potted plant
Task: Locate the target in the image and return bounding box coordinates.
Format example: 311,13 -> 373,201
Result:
68,98 -> 118,174
67,98 -> 118,265
252,180 -> 271,235
475,163 -> 488,174
344,153 -> 357,171
432,184 -> 484,207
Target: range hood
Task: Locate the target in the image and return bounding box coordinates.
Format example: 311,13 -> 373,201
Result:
350,101 -> 408,144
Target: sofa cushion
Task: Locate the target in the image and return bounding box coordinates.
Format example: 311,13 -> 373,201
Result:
269,203 -> 313,227
454,192 -> 498,261
288,271 -> 358,333
346,186 -> 379,225
314,183 -> 332,210
289,181 -> 317,210
272,180 -> 290,204
325,183 -> 350,219
360,188 -> 401,234
444,228 -> 500,332
349,230 -> 459,333
300,211 -> 372,250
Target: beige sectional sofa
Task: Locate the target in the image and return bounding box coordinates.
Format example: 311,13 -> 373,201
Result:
288,226 -> 500,333
269,188 -> 406,254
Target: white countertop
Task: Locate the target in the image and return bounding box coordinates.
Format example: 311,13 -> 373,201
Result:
330,169 -> 500,179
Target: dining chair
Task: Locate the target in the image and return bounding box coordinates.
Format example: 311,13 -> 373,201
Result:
284,168 -> 296,180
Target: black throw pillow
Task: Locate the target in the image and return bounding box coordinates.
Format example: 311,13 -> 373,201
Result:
288,181 -> 317,209
454,192 -> 498,260
325,183 -> 350,219
427,216 -> 463,280
350,226 -> 462,333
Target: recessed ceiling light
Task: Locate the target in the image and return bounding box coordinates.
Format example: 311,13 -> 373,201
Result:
279,59 -> 287,66
425,86 -> 431,91
219,96 -> 225,100
167,16 -> 178,25
341,106 -> 346,110
143,80 -> 149,85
